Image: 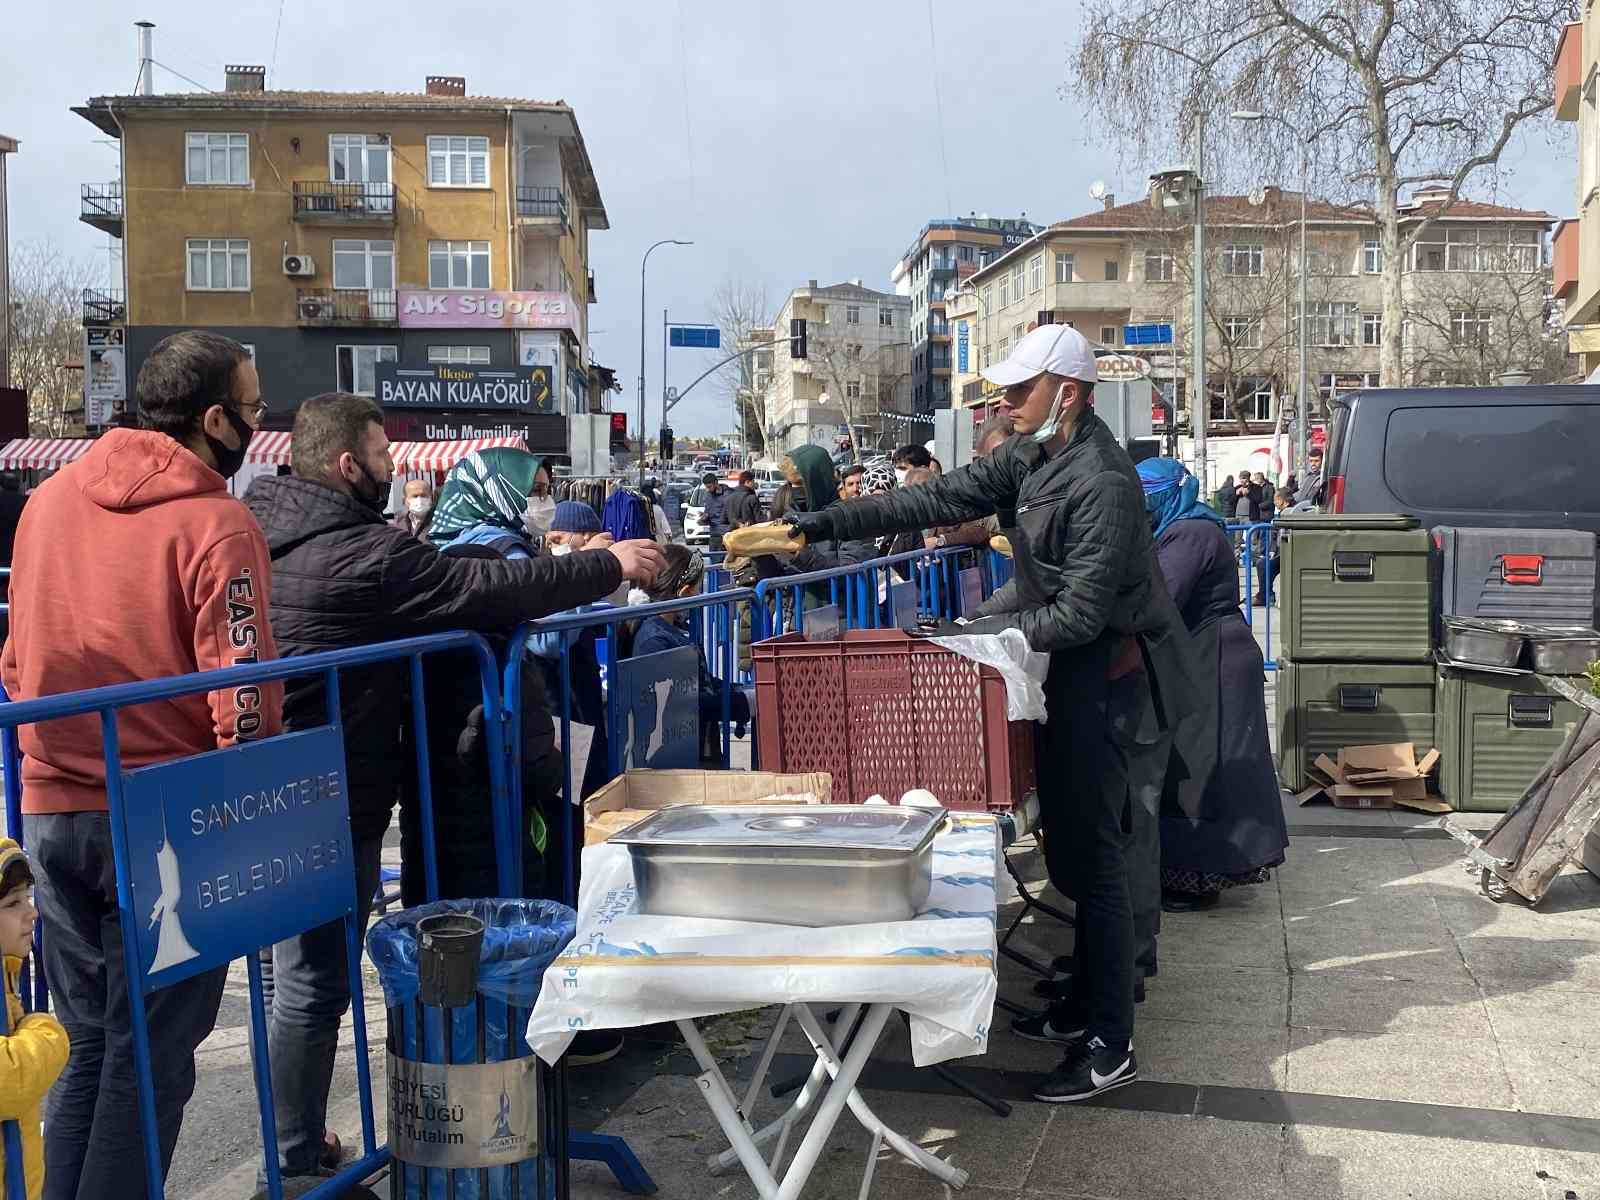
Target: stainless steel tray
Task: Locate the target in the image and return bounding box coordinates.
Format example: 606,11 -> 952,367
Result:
1441,616 -> 1526,671
614,804 -> 947,927
1526,626 -> 1600,675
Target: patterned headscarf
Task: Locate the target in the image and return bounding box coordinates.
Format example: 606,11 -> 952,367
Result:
860,463 -> 897,496
644,545 -> 705,602
427,448 -> 546,546
1136,457 -> 1228,539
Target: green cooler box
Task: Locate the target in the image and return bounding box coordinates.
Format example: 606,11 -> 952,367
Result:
1276,659 -> 1438,790
1279,514 -> 1432,662
1436,667 -> 1584,813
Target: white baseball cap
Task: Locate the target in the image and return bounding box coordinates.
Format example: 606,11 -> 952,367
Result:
980,324 -> 1099,388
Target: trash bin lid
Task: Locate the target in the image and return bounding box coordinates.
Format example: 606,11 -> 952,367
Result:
1275,512 -> 1420,530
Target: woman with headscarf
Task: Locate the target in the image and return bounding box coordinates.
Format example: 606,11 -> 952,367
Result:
752,446 -> 877,610
1137,458 -> 1288,911
427,446 -> 555,551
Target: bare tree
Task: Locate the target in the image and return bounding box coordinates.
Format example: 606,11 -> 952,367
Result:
1404,260 -> 1567,385
1071,0 -> 1573,385
709,278 -> 774,455
8,239 -> 99,437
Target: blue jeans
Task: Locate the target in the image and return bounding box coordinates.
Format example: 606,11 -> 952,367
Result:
32,811 -> 228,1200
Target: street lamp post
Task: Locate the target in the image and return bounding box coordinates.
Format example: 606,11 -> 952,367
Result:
638,238 -> 692,486
947,282 -> 991,412
1233,110 -> 1311,483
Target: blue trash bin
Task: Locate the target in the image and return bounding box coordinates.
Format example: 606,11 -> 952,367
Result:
368,898 -> 575,1200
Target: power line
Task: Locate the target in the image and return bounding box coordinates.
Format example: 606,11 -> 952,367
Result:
270,0 -> 287,87
152,60 -> 221,95
925,0 -> 954,217
676,0 -> 697,213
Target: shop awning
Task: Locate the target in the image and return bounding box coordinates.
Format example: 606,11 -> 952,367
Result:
245,430 -> 294,466
0,438 -> 94,469
390,437 -> 528,472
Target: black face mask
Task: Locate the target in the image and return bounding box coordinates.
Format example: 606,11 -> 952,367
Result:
204,407 -> 254,481
350,460 -> 388,514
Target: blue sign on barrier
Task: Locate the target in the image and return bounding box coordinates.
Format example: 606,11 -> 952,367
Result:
119,726 -> 355,991
616,646 -> 701,769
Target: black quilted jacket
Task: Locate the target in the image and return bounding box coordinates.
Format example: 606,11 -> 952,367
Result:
244,475 -> 623,839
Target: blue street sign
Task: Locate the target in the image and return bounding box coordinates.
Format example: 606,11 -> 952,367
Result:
957,321 -> 970,374
1123,323 -> 1173,346
668,326 -> 722,350
119,726 -> 355,992
616,645 -> 701,769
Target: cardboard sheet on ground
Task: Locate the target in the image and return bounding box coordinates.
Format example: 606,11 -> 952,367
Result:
1297,742 -> 1449,813
526,812 -> 1001,1068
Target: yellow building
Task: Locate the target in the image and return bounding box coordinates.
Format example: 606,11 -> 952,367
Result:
74,68 -> 609,451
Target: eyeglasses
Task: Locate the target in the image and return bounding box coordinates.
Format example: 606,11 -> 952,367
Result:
237,400 -> 269,426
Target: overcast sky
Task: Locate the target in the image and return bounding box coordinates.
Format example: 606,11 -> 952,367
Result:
2,0 -> 1578,436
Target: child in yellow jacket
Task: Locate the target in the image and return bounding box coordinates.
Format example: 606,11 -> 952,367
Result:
0,838 -> 68,1200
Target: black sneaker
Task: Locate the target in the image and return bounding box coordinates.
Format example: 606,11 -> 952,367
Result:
566,1029 -> 624,1066
1010,1008 -> 1087,1046
1033,1036 -> 1138,1103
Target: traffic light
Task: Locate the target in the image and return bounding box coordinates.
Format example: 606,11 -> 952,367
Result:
609,412 -> 628,449
790,317 -> 808,360
659,426 -> 674,463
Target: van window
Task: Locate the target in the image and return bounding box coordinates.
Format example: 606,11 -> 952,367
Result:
1383,404 -> 1600,512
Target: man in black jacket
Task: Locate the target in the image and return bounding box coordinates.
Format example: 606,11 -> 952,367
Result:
789,325 -> 1196,1104
244,392 -> 663,1180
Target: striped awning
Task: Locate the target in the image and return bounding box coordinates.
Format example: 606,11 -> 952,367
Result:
245,430 -> 294,466
390,437 -> 528,472
0,438 -> 95,469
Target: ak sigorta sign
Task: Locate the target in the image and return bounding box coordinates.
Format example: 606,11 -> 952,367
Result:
376,363 -> 555,414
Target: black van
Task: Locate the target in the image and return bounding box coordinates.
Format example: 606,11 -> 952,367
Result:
1322,386 -> 1600,536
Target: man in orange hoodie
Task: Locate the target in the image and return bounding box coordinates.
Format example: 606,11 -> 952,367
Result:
0,330 -> 283,1200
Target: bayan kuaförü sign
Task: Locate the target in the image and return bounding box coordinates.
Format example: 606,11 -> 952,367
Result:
376,363 -> 555,414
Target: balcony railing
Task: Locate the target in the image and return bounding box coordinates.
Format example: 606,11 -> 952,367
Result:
296,288 -> 398,326
82,288 -> 126,324
291,181 -> 397,223
516,186 -> 568,224
1554,219 -> 1579,299
80,183 -> 123,233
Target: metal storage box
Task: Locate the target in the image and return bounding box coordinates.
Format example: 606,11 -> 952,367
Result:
1437,667 -> 1584,813
1278,514 -> 1433,662
1276,659 -> 1437,790
613,804 -> 945,926
1435,527 -> 1598,625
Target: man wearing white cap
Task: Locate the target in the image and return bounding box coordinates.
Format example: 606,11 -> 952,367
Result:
787,323 -> 1196,1103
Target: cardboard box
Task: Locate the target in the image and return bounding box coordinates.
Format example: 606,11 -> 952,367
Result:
583,769 -> 834,845
1298,743 -> 1449,814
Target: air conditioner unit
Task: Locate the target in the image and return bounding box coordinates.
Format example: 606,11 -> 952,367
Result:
283,253 -> 316,277
297,296 -> 330,321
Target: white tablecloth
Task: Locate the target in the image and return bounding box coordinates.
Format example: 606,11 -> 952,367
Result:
526,811 -> 1000,1068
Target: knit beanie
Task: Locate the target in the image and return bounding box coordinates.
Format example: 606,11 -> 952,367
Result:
550,499 -> 602,534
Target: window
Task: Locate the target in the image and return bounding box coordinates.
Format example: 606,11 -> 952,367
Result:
1385,404 -> 1600,511
1450,309 -> 1493,345
1221,243 -> 1264,276
981,284 -> 992,312
185,132 -> 249,185
1318,371 -> 1381,401
999,275 -> 1010,307
1099,325 -> 1118,346
1144,251 -> 1173,282
980,345 -> 991,368
879,307 -> 894,327
1241,378 -> 1275,422
1300,301 -> 1361,347
1362,240 -> 1383,274
1011,263 -> 1024,301
427,135 -> 490,187
1028,254 -> 1043,293
1104,259 -> 1120,282
997,337 -> 1009,359
1056,253 -> 1074,284
427,345 -> 492,365
1361,312 -> 1383,347
845,379 -> 862,400
1221,315 -> 1262,349
428,240 -> 491,289
186,238 -> 250,290
332,239 -> 395,291
1013,323 -> 1025,341
958,244 -> 975,262
846,305 -> 861,324
336,345 -> 397,396
329,134 -> 393,209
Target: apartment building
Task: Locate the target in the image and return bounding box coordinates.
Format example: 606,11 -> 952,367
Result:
763,280 -> 913,456
1555,19 -> 1600,374
73,67 -> 609,454
953,189 -> 1556,432
890,215 -> 1041,418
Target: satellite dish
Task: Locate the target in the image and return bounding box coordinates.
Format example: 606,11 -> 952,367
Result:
1249,187 -> 1268,206
1089,180 -> 1108,201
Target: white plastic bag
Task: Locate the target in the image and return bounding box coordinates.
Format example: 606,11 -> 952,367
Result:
929,627 -> 1049,722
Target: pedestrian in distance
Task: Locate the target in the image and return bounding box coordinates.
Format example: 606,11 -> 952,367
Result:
0,838 -> 70,1200
699,472 -> 732,553
391,476 -> 434,540
786,324 -> 1198,1104
726,469 -> 765,527
2,330 -> 283,1200
1135,459 -> 1289,913
1257,487 -> 1294,606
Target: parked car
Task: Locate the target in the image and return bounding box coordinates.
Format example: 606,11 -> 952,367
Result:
1321,386 -> 1600,535
683,486 -> 709,545
747,464 -> 786,504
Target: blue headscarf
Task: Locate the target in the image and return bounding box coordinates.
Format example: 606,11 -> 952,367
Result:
1136,458 -> 1228,540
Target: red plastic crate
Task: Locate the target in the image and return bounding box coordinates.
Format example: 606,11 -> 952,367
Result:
752,629 -> 1036,811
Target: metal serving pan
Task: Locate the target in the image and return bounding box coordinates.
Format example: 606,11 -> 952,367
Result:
612,804 -> 947,927
1441,616 -> 1526,671
1526,626 -> 1600,675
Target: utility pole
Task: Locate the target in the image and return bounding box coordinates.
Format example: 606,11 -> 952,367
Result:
637,239 -> 690,487
1191,110 -> 1209,500
0,135 -> 17,390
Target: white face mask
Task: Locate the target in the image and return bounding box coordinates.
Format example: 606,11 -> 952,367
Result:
895,468 -> 908,485
406,496 -> 432,516
1031,382 -> 1070,445
523,494 -> 556,538
549,543 -> 572,557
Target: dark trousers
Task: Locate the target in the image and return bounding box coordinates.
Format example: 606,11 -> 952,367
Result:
1129,778 -> 1161,975
1256,554 -> 1280,604
1039,664 -> 1172,1047
32,811 -> 228,1200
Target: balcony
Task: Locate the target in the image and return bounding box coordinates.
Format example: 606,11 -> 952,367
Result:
516,187 -> 568,229
291,181 -> 397,224
81,288 -> 126,324
296,288 -> 398,327
80,183 -> 123,235
586,269 -> 597,304
1557,21 -> 1583,121
1555,219 -> 1579,299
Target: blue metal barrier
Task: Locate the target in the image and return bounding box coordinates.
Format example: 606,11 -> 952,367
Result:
751,546 -> 969,641
1227,521 -> 1278,671
0,632 -> 522,1200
